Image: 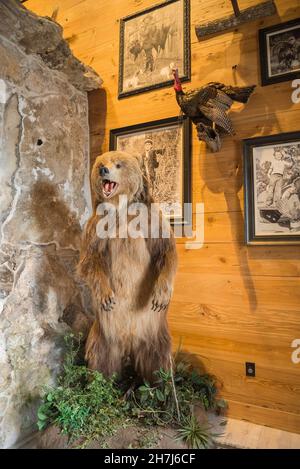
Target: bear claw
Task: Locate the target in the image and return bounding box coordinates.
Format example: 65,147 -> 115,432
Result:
151,299 -> 168,312
101,295 -> 115,312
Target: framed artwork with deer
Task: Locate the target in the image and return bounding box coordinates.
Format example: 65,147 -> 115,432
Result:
118,0 -> 191,99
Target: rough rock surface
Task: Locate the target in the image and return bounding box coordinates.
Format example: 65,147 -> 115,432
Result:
0,0 -> 100,448
0,0 -> 102,92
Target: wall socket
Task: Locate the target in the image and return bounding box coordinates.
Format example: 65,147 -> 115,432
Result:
245,362 -> 256,377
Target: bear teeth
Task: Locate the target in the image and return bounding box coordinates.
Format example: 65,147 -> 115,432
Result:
103,180 -> 117,196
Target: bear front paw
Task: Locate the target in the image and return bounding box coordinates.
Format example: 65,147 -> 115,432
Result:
94,285 -> 115,312
100,291 -> 116,312
151,298 -> 169,312
151,283 -> 172,312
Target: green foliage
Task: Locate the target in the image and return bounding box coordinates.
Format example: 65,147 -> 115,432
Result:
176,416 -> 214,449
127,361 -> 220,428
37,334 -> 123,442
37,334 -> 226,448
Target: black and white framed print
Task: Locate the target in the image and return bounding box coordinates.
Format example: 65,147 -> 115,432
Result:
243,132 -> 300,245
118,0 -> 190,98
259,18 -> 300,86
110,116 -> 191,226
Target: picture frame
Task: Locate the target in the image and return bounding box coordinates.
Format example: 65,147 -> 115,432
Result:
109,116 -> 192,227
243,131 -> 300,245
118,0 -> 191,99
259,18 -> 300,86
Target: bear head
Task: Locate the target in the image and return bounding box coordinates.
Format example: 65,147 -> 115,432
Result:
91,151 -> 150,205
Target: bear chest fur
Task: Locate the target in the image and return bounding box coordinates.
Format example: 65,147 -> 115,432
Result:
108,237 -> 154,306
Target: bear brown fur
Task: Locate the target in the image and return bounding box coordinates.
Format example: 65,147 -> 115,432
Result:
78,151 -> 177,382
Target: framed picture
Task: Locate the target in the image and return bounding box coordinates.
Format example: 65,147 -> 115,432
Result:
118,0 -> 190,99
259,18 -> 300,86
243,131 -> 300,245
110,116 -> 191,226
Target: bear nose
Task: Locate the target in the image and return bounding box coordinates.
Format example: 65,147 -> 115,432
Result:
99,166 -> 109,177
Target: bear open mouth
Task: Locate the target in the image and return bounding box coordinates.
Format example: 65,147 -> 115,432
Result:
102,179 -> 118,197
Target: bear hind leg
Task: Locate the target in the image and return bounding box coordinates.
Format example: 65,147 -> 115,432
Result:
133,327 -> 171,383
85,319 -> 123,377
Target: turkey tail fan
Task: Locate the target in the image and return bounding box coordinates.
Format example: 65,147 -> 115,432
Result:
222,85 -> 256,103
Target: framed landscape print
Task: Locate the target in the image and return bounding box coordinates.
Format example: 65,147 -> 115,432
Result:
118,0 -> 190,99
259,18 -> 300,86
110,116 -> 191,226
243,132 -> 300,245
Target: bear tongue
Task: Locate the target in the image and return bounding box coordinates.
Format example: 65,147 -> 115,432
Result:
104,181 -> 111,192
104,181 -> 115,193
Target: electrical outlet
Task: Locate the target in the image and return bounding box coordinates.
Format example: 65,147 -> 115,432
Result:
245,362 -> 255,377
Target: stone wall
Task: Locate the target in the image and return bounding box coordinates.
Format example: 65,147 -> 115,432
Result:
0,0 -> 101,448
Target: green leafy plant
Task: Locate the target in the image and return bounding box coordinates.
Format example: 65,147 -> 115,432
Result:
37,334 -> 124,443
176,416 -> 215,449
37,334 -> 226,448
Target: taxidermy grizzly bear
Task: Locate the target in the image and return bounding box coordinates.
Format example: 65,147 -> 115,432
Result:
78,151 -> 177,382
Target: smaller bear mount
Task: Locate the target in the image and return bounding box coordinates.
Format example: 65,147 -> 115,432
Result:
172,69 -> 256,152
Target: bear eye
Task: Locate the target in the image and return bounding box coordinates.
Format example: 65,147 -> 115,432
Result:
116,163 -> 121,169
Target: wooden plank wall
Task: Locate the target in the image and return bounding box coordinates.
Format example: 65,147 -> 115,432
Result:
26,0 -> 300,433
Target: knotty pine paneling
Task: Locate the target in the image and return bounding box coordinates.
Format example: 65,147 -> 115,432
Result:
26,0 -> 300,433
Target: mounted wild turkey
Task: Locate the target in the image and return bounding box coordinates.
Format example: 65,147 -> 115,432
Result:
172,69 -> 256,152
